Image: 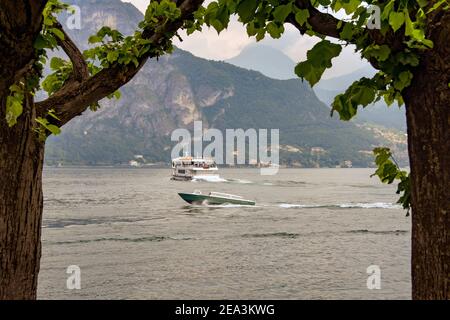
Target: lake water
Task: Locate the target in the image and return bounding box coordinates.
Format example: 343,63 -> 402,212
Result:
38,168 -> 411,299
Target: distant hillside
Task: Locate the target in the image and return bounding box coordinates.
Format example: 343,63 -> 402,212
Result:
44,0 -> 408,167
315,66 -> 377,91
227,44 -> 407,131
226,44 -> 296,80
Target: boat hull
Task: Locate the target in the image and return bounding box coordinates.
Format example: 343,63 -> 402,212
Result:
171,175 -> 222,181
178,193 -> 255,206
171,176 -> 192,181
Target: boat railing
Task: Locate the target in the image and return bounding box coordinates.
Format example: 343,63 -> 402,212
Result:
172,157 -> 217,166
209,192 -> 243,199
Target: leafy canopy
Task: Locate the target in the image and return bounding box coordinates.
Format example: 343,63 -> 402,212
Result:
191,0 -> 448,119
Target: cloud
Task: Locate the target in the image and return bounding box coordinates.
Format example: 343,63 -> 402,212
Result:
123,0 -> 370,78
175,18 -> 254,61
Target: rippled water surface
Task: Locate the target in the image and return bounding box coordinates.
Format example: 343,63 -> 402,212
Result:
38,168 -> 411,299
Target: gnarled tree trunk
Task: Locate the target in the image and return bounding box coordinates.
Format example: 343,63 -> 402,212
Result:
404,10 -> 450,300
0,95 -> 44,300
0,0 -> 203,300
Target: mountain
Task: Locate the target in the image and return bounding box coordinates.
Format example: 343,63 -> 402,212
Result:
315,65 -> 377,91
227,44 -> 407,131
226,45 -> 296,80
44,0 -> 408,167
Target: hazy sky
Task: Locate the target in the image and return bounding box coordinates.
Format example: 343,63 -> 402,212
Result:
122,0 -> 369,78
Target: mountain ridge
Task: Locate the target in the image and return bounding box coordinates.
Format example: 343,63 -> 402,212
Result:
225,43 -> 407,131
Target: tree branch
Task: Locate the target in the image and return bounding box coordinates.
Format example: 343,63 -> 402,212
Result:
287,0 -> 396,71
288,0 -> 386,45
288,1 -> 343,38
53,21 -> 89,82
35,0 -> 204,126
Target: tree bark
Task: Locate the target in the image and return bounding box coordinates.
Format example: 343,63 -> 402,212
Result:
0,0 -> 46,94
404,10 -> 450,300
0,95 -> 44,300
0,0 -> 204,300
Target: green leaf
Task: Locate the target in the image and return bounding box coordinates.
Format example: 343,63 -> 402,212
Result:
34,34 -> 48,50
353,85 -> 376,106
389,11 -> 405,32
47,109 -> 61,121
35,117 -> 61,136
236,0 -> 258,23
131,57 -> 139,68
404,10 -> 414,36
88,35 -> 103,44
6,96 -> 23,127
106,51 -> 119,63
246,22 -> 258,36
396,52 -> 420,67
295,9 -> 310,26
272,4 -> 292,23
50,27 -> 65,40
46,124 -> 62,135
417,0 -> 428,7
50,57 -> 66,70
266,22 -> 284,38
363,44 -> 391,62
341,0 -> 361,15
339,23 -> 353,40
5,84 -> 24,127
394,71 -> 413,91
331,76 -> 380,120
295,62 -> 321,87
211,19 -> 225,33
331,93 -> 358,120
371,147 -> 411,214
381,0 -> 394,20
294,40 -> 342,86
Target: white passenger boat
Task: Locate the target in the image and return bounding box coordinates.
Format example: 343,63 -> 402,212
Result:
171,156 -> 221,181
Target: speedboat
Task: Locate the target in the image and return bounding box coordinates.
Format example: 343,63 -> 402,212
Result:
178,191 -> 256,206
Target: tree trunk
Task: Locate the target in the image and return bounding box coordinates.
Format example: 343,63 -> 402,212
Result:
0,95 -> 44,300
404,10 -> 450,300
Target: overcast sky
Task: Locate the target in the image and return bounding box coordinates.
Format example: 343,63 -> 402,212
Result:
122,0 -> 369,78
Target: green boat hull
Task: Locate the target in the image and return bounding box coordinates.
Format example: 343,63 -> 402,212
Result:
178,193 -> 255,206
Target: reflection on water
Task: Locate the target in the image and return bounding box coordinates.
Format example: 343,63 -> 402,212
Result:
38,168 -> 411,299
